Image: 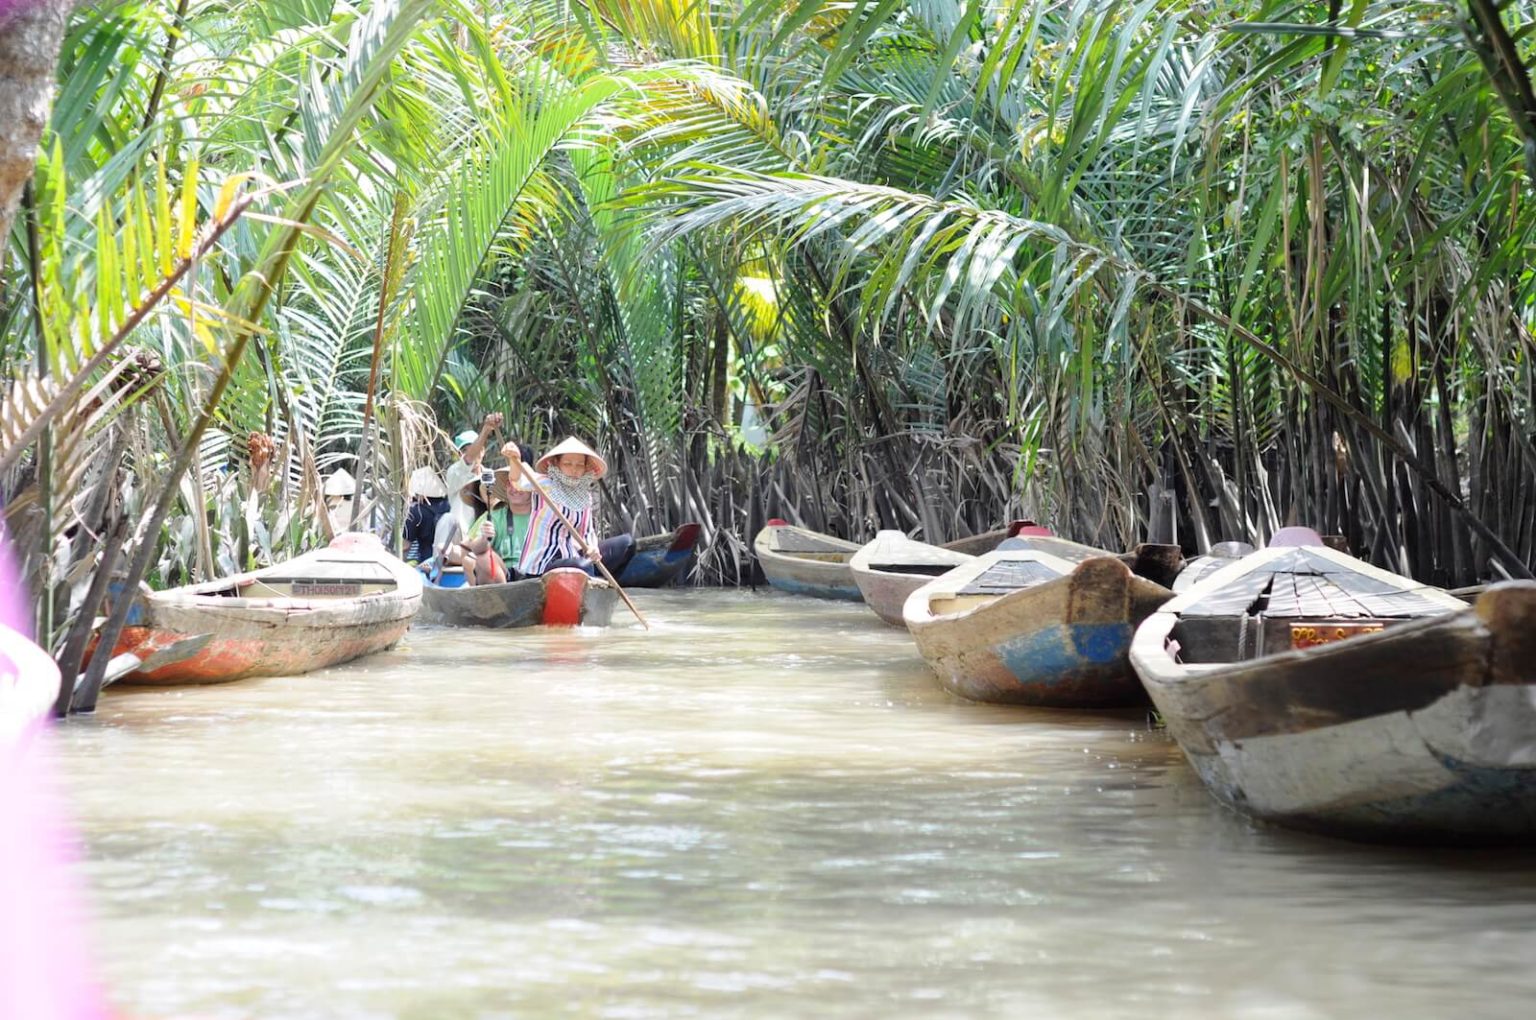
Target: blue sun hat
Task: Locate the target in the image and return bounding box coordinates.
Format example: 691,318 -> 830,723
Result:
453,430 -> 479,450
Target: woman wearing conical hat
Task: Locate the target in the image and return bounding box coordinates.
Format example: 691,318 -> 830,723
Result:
501,436 -> 635,578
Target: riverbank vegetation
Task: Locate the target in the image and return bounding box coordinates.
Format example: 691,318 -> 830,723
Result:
3,1 -> 1535,707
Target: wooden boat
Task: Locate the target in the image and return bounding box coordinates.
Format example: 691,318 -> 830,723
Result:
616,522 -> 702,588
1,624 -> 60,738
850,530 -> 972,626
1129,533 -> 1536,842
999,533 -> 1186,589
904,547 -> 1175,707
106,533 -> 421,685
422,567 -> 616,628
753,520 -> 862,600
1172,541 -> 1256,593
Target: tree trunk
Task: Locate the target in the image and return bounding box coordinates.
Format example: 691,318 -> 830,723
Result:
0,0 -> 73,245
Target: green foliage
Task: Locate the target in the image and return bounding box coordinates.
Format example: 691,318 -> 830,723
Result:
5,0 -> 1536,643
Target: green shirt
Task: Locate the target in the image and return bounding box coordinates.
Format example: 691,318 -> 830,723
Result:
474,508 -> 530,567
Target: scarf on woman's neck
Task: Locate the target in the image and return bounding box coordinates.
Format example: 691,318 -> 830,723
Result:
539,469 -> 599,511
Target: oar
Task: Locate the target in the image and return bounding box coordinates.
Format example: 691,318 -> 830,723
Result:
513,459 -> 650,631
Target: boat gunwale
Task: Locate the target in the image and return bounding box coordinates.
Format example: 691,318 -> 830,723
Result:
902,548 -> 1082,625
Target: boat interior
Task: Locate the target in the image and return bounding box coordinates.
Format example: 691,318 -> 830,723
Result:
925,558 -> 1068,616
870,562 -> 958,577
771,529 -> 856,562
1166,550 -> 1454,664
191,560 -> 400,600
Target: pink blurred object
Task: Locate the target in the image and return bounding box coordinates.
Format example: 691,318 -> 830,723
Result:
1,533 -> 114,1018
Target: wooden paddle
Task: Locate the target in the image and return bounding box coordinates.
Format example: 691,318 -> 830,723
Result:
511,458 -> 650,631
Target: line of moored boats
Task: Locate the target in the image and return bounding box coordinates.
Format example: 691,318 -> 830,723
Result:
3,515 -> 1531,846
754,518 -> 1536,846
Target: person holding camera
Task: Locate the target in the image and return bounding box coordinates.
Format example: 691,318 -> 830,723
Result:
417,413 -> 509,586
444,412 -> 503,538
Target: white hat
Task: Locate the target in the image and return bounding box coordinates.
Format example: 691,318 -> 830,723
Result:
323,468 -> 356,497
408,467 -> 447,498
535,436 -> 607,479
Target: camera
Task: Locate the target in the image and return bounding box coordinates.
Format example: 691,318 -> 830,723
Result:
480,469 -> 495,485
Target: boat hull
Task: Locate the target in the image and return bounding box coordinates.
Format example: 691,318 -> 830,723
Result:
1133,566 -> 1536,842
114,614 -> 413,685
850,531 -> 971,626
754,524 -> 861,601
854,568 -> 931,626
421,568 -> 616,629
908,557 -> 1171,707
109,535 -> 421,685
616,523 -> 702,588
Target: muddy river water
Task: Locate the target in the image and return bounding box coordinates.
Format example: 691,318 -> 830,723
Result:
52,590 -> 1536,1018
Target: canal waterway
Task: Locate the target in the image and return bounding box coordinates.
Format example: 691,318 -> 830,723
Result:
52,590 -> 1536,1018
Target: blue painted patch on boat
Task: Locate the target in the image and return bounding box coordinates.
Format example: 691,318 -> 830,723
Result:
996,623 -> 1133,685
1072,622 -> 1133,663
766,576 -> 863,601
108,579 -> 146,626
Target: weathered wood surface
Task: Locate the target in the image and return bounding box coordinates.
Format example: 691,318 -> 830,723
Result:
1131,543 -> 1536,842
617,523 -> 702,588
423,569 -> 617,628
754,523 -> 862,601
905,549 -> 1174,707
1173,542 -> 1256,592
935,521 -> 1038,556
0,624 -> 60,739
850,531 -> 972,627
107,534 -> 421,685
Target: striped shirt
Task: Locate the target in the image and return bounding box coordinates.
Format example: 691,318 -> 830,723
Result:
516,472 -> 599,575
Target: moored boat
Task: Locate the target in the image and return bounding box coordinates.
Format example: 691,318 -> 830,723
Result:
422,567 -> 616,628
1,624 -> 60,738
753,520 -> 862,600
1129,533 -> 1536,842
105,533 -> 421,685
904,547 -> 1174,707
616,522 -> 702,588
850,530 -> 972,626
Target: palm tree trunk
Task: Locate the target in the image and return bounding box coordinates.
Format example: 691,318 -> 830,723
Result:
0,0 -> 74,245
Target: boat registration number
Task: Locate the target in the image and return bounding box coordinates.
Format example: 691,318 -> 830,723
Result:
1290,622 -> 1384,650
292,581 -> 362,596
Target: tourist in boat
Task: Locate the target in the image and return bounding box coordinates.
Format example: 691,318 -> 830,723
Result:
427,472 -> 507,586
501,437 -> 635,577
445,412 -> 503,537
486,444 -> 535,569
402,467 -> 449,564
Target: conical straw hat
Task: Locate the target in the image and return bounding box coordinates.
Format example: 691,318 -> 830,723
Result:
408,467 -> 447,498
322,468 -> 356,496
535,436 -> 607,479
